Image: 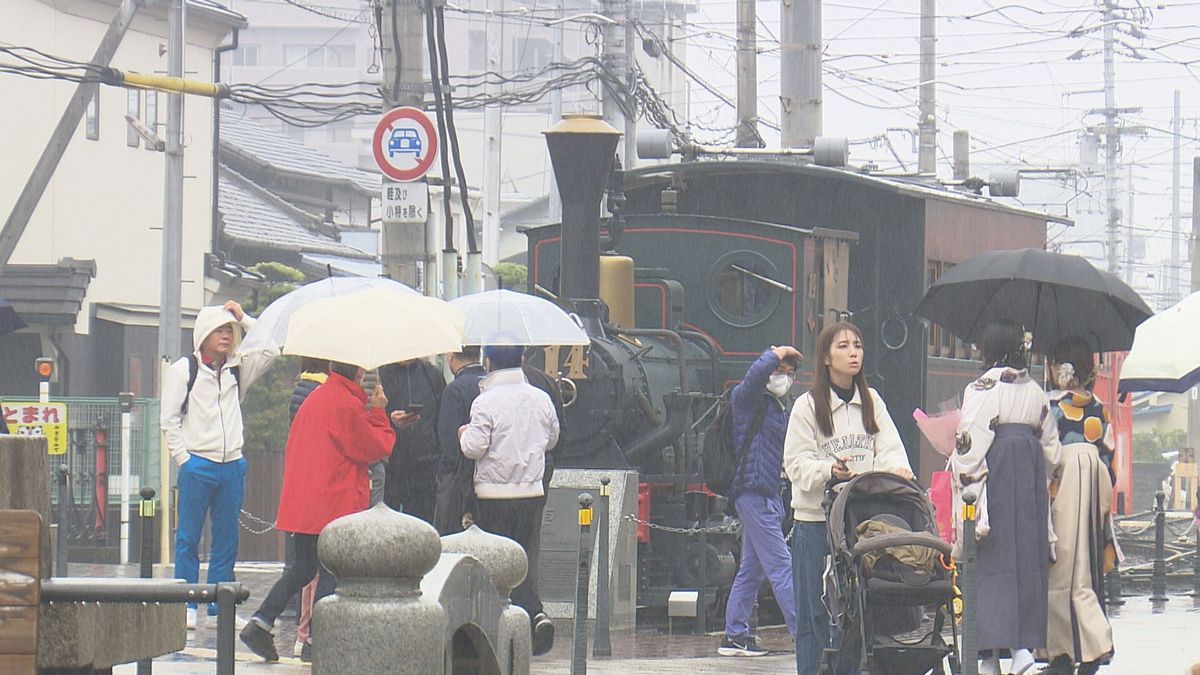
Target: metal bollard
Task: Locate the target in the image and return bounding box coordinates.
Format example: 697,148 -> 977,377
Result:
593,478 -> 612,657
1193,514 -> 1200,597
55,464 -> 69,577
696,530 -> 708,635
1106,564 -> 1126,606
216,582 -> 238,675
1151,491 -> 1170,603
137,486 -> 157,675
572,493 -> 594,675
960,491 -> 979,675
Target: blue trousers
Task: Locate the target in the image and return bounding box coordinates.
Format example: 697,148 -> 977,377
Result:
725,493 -> 796,639
175,455 -> 246,614
793,521 -> 832,675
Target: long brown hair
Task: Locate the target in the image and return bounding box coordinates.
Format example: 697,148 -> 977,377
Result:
810,322 -> 879,437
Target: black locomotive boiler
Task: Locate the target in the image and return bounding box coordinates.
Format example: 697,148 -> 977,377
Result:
527,117 -> 1054,623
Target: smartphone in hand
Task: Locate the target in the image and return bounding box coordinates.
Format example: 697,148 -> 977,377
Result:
406,403 -> 425,416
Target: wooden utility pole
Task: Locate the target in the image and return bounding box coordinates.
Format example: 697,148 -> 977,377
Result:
735,0 -> 758,147
379,0 -> 427,288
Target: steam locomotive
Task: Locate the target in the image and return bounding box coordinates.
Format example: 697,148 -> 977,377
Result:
527,117 -> 1052,620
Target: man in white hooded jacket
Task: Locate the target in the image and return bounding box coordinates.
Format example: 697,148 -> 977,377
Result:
160,300 -> 273,628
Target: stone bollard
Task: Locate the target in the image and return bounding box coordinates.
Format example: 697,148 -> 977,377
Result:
442,524 -> 532,674
313,503 -> 446,675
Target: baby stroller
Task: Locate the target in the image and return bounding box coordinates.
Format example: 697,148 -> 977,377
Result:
820,472 -> 960,675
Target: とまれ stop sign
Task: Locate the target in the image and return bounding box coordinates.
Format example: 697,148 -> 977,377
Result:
373,107 -> 438,182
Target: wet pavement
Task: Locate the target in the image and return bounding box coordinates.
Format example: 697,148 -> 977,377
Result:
69,563 -> 1200,674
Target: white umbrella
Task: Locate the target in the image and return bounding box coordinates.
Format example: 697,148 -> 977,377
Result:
1119,290 -> 1200,393
282,288 -> 464,370
241,277 -> 418,357
449,289 -> 589,346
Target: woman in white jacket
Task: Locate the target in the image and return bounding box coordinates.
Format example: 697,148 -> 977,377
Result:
783,322 -> 913,674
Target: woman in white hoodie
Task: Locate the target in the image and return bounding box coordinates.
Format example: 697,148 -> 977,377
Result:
783,322 -> 913,674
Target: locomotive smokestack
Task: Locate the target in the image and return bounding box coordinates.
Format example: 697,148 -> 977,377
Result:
544,115 -> 621,315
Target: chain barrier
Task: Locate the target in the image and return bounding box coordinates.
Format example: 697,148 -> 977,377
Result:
620,513 -> 740,536
238,508 -> 276,535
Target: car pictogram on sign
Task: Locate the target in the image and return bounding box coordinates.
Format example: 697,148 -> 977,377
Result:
388,128 -> 422,158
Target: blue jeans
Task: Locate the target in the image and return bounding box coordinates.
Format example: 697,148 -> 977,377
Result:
175,455 -> 246,614
793,521 -> 832,675
725,493 -> 796,639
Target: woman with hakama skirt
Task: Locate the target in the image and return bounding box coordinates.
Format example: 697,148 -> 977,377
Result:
951,321 -> 1061,675
1041,336 -> 1117,675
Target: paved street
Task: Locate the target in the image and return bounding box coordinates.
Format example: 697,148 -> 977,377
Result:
96,559 -> 1198,675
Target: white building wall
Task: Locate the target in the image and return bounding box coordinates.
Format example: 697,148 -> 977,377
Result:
0,0 -> 236,332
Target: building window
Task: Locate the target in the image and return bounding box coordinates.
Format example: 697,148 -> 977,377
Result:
468,31 -> 486,72
325,119 -> 353,143
126,89 -> 141,148
144,90 -> 159,137
85,84 -> 100,140
284,44 -> 355,68
282,122 -> 307,143
231,44 -> 259,67
511,36 -> 552,72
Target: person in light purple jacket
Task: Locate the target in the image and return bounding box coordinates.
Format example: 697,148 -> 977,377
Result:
719,345 -> 803,657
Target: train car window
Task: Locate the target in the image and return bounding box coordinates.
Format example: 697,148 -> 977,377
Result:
707,251 -> 781,328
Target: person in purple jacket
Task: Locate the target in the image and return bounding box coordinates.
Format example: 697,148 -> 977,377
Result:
719,345 -> 803,657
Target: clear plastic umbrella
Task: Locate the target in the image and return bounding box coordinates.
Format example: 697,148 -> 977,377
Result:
449,289 -> 589,346
241,277 -> 417,356
282,288 -> 464,370
1119,290 -> 1200,393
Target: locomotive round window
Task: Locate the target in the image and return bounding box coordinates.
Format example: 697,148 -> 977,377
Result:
706,251 -> 781,328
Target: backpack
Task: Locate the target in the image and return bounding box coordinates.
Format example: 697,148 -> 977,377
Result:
180,353 -> 240,416
703,386 -> 768,496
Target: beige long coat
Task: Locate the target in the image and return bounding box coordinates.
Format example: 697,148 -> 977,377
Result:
1043,441 -> 1115,663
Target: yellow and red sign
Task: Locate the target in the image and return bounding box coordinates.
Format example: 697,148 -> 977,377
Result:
3,401 -> 69,455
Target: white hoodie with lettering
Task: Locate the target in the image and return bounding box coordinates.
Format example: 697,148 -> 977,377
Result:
160,306 -> 274,466
783,386 -> 911,522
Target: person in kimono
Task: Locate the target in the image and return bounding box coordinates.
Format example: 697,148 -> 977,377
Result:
951,320 -> 1061,675
1041,336 -> 1116,675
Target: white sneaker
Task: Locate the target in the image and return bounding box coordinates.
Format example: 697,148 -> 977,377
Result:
294,640 -> 306,658
186,608 -> 198,630
1010,648 -> 1035,675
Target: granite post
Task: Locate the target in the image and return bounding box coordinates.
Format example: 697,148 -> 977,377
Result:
314,503 -> 446,674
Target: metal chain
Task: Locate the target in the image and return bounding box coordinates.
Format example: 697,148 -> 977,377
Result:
621,513 -> 740,536
238,508 -> 276,535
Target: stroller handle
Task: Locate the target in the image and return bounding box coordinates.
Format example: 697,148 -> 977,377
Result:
851,531 -> 952,559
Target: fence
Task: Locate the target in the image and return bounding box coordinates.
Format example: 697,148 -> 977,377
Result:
4,395 -> 161,550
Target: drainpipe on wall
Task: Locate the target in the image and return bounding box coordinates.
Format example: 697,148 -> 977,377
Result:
211,29 -> 239,257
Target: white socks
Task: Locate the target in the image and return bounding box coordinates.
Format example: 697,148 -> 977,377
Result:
1010,648 -> 1035,674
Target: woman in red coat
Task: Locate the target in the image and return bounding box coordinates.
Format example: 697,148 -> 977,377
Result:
240,361 -> 395,661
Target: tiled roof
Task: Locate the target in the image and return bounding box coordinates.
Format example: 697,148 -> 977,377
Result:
219,109 -> 379,195
219,168 -> 375,260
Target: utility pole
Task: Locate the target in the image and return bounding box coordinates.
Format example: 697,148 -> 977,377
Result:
1103,0 -> 1120,276
480,0 -> 503,289
1126,169 -> 1135,285
601,0 -> 631,165
1171,90 -> 1182,303
1190,157 -> 1199,478
917,0 -> 936,174
379,0 -> 427,289
735,0 -> 758,147
0,0 -> 144,269
547,1 -> 565,224
623,0 -> 636,167
159,0 -> 185,364
780,0 -> 821,147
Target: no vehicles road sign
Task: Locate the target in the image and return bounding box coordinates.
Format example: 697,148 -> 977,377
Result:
373,107 -> 438,182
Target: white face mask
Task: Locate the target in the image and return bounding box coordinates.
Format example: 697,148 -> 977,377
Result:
767,373 -> 794,398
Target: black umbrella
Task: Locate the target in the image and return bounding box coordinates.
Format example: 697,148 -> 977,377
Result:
0,298 -> 26,338
914,248 -> 1152,354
